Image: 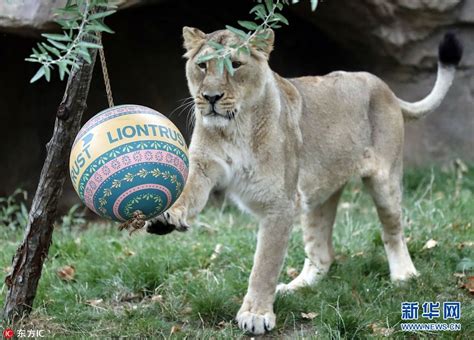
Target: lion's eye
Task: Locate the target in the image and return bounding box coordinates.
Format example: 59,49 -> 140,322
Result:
197,62 -> 206,70
232,61 -> 242,69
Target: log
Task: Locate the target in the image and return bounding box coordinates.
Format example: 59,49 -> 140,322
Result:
2,45 -> 99,321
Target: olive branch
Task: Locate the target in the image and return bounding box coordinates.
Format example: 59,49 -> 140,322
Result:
26,0 -> 116,83
196,0 -> 319,76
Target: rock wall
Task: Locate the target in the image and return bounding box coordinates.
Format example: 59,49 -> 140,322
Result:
0,0 -> 143,34
0,0 -> 63,33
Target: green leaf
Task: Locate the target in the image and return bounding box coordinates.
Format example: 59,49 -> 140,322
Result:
311,0 -> 319,11
58,61 -> 66,81
223,57 -> 234,76
47,39 -> 68,50
256,30 -> 273,40
237,46 -> 250,55
42,43 -> 61,57
38,44 -> 47,54
217,57 -> 225,75
273,13 -> 289,25
250,4 -> 267,20
86,22 -> 115,34
207,41 -> 224,50
197,53 -> 217,63
44,65 -> 51,81
265,0 -> 274,13
82,32 -> 98,40
225,25 -> 248,39
251,40 -> 268,49
56,19 -> 80,29
56,5 -> 78,15
88,10 -> 116,21
76,49 -> 92,63
63,58 -> 80,69
77,41 -> 102,49
63,65 -> 71,75
92,20 -> 115,33
41,33 -> 71,41
30,66 -> 45,83
238,20 -> 259,31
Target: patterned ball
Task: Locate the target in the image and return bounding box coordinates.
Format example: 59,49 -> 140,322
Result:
69,105 -> 189,222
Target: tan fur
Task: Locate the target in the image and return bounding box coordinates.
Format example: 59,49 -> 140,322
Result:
146,27 -> 456,335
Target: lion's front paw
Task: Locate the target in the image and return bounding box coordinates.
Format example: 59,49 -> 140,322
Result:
236,309 -> 275,335
145,207 -> 190,235
276,278 -> 311,295
391,267 -> 419,282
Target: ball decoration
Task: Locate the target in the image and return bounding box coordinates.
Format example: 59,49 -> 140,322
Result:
69,105 -> 189,222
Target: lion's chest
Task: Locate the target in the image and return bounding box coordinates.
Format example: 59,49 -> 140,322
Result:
221,145 -> 256,191
217,144 -> 276,216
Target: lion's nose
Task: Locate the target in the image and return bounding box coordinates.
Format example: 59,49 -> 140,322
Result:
203,92 -> 224,105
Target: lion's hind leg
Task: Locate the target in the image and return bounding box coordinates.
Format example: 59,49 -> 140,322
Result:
277,188 -> 343,294
363,165 -> 418,281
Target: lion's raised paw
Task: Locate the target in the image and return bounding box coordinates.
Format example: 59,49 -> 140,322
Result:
144,207 -> 190,235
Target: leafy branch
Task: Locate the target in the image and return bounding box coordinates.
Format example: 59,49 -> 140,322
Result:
292,0 -> 319,11
26,0 -> 116,83
197,0 -> 319,75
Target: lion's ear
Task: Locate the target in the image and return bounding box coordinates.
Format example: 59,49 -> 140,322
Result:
251,29 -> 274,58
183,26 -> 206,52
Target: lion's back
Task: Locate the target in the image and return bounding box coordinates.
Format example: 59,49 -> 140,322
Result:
289,71 -> 395,187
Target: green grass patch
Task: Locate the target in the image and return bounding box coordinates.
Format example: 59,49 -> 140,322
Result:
1,166 -> 473,338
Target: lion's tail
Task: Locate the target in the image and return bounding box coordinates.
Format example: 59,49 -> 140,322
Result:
397,32 -> 463,120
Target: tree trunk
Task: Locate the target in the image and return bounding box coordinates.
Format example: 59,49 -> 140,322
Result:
2,49 -> 99,321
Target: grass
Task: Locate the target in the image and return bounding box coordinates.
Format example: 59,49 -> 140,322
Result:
1,166 -> 473,339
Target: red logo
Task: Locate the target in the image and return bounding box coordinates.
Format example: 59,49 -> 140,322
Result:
2,328 -> 14,339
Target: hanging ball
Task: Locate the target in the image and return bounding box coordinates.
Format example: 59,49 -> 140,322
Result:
69,105 -> 189,222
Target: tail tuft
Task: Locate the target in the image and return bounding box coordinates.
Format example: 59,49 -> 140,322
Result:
439,32 -> 463,66
398,32 -> 461,119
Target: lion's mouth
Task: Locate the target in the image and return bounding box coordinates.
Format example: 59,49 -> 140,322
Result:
204,106 -> 237,120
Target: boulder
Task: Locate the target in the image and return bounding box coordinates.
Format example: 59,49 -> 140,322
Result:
0,0 -> 143,35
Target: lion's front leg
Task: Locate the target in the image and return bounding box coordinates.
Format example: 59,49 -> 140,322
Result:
145,158 -> 221,235
237,211 -> 293,335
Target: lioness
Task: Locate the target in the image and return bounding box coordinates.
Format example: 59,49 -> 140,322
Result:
146,27 -> 462,334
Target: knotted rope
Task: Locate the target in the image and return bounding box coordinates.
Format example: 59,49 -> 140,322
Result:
95,32 -> 147,233
96,32 -> 114,108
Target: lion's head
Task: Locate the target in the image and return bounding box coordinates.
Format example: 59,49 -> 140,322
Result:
182,26 -> 275,128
